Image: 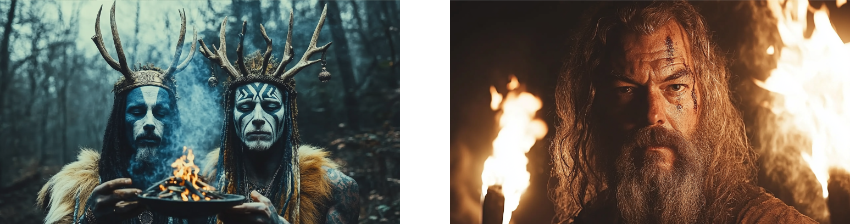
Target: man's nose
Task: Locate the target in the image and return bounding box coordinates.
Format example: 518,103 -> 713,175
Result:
252,104 -> 266,127
144,124 -> 155,131
645,89 -> 667,126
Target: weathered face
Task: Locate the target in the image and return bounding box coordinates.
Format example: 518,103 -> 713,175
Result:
233,82 -> 286,151
124,86 -> 176,162
600,20 -> 700,170
599,20 -> 706,224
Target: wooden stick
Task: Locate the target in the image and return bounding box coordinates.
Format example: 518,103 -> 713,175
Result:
197,180 -> 214,190
184,180 -> 205,200
482,185 -> 505,224
158,192 -> 175,198
167,186 -> 184,192
145,177 -> 174,192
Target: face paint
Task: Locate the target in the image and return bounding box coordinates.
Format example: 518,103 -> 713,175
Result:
666,36 -> 675,66
125,86 -> 176,162
692,86 -> 698,110
233,82 -> 286,151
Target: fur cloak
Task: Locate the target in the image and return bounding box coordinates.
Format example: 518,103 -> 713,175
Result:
37,145 -> 337,224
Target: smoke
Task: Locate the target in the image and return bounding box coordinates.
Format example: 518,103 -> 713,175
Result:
173,53 -> 224,172
450,142 -> 484,224
126,48 -> 223,188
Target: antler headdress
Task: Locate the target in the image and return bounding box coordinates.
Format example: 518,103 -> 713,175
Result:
92,1 -> 196,95
199,4 -> 332,90
203,5 -> 333,223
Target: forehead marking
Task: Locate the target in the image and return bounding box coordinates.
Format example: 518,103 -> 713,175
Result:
665,36 -> 675,66
140,86 -> 160,106
238,83 -> 282,101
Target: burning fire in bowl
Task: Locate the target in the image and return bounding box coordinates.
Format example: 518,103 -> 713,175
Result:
137,147 -> 245,218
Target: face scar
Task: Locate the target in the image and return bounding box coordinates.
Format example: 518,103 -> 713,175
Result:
677,104 -> 683,110
692,86 -> 698,110
666,36 -> 675,65
685,63 -> 697,110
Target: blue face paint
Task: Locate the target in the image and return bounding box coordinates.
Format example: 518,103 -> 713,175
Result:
124,86 -> 176,162
233,82 -> 286,151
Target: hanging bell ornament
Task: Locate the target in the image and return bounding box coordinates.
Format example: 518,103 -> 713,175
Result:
208,76 -> 218,87
207,64 -> 219,87
318,50 -> 331,83
319,66 -> 331,82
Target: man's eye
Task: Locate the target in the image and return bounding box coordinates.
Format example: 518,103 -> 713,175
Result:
668,84 -> 686,92
237,104 -> 253,112
616,87 -> 635,94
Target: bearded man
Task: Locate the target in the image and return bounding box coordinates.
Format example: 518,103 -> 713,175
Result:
36,3 -> 196,224
550,1 -> 816,223
198,5 -> 359,224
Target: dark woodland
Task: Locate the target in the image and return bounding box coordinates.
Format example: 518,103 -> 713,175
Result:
0,1 -> 399,223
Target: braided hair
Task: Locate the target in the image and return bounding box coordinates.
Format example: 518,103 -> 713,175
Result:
213,52 -> 304,223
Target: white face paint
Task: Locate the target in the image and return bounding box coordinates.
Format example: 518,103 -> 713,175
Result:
233,82 -> 286,151
125,86 -> 174,162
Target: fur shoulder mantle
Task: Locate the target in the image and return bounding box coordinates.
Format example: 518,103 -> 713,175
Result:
36,148 -> 101,224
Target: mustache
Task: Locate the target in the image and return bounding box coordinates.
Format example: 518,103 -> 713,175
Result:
135,133 -> 162,142
619,126 -> 702,169
623,126 -> 691,155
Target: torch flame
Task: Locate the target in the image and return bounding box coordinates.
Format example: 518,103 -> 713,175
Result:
481,75 -> 548,224
760,0 -> 850,198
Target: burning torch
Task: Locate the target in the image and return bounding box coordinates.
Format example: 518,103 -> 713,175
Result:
481,76 -> 548,224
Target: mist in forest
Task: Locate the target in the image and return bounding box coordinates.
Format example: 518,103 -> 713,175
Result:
0,1 -> 400,223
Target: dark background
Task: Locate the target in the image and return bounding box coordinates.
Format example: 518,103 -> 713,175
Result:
0,1 -> 399,223
451,1 -> 850,224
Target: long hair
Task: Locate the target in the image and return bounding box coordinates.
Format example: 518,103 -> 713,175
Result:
550,1 -> 758,223
214,53 -> 304,223
98,79 -> 181,224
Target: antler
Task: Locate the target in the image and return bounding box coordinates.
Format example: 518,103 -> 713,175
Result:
273,4 -> 333,81
91,1 -> 133,79
271,11 -> 295,77
164,9 -> 197,77
235,21 -> 249,75
199,17 -> 242,78
259,24 -> 273,75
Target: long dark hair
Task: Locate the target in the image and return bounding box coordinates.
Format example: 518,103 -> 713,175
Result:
214,73 -> 304,222
550,1 -> 758,223
97,83 -> 181,224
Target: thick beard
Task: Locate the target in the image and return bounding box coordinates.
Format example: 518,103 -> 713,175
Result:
129,146 -> 159,188
614,126 -> 705,224
133,146 -> 157,162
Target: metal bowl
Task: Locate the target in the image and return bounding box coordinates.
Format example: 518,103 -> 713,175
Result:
137,193 -> 245,218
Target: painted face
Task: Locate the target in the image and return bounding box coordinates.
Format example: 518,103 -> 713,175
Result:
234,82 -> 286,151
124,86 -> 176,162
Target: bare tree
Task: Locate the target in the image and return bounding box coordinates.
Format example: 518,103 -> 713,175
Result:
321,0 -> 361,130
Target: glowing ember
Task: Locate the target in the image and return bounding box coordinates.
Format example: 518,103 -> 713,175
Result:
481,75 -> 548,224
141,146 -> 221,201
758,0 -> 850,198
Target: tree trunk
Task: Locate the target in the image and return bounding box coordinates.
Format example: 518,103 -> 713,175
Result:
0,0 -> 18,99
133,1 -> 140,62
322,0 -> 361,130
381,1 -> 399,72
231,0 -> 263,51
0,1 -> 19,163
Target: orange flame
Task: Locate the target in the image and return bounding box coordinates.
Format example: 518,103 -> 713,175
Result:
481,75 -> 548,224
170,146 -> 209,201
758,0 -> 850,199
